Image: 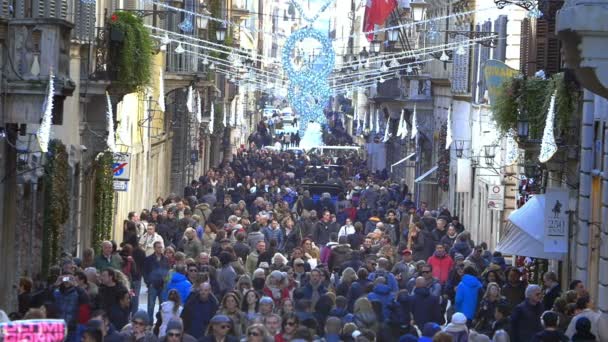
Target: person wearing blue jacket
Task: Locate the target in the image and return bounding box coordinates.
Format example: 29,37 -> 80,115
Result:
367,279 -> 395,321
162,264 -> 192,303
368,258 -> 399,294
455,265 -> 483,321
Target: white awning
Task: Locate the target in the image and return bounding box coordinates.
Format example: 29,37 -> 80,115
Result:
391,152 -> 416,172
495,195 -> 566,260
415,165 -> 438,184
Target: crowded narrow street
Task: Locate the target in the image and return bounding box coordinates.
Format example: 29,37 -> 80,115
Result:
1,0 -> 608,341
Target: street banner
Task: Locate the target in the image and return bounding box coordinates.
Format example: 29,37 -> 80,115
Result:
544,189 -> 569,253
483,60 -> 519,106
456,158 -> 471,193
0,319 -> 66,342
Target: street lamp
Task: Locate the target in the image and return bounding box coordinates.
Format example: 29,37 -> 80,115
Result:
359,47 -> 370,65
455,140 -> 465,158
517,119 -> 530,140
197,7 -> 211,29
388,28 -> 399,43
410,0 -> 429,22
483,144 -> 496,165
216,21 -> 227,42
370,40 -> 382,54
524,162 -> 542,179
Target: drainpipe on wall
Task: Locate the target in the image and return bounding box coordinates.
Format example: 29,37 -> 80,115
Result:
599,118 -> 608,340
576,89 -> 594,282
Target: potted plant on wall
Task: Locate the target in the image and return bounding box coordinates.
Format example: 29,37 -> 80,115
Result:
107,12 -> 154,93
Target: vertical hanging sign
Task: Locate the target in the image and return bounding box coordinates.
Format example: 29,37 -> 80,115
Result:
544,189 -> 569,253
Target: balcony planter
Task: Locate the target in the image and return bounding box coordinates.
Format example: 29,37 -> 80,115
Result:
491,73 -> 577,141
108,12 -> 154,92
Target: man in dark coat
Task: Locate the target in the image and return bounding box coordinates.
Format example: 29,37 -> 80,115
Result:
143,241 -> 170,322
410,277 -> 443,327
511,284 -> 545,342
181,282 -> 219,339
542,271 -> 561,310
328,236 -> 352,272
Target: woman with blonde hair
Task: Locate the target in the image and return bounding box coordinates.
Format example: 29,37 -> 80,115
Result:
244,323 -> 273,342
182,227 -> 203,259
336,267 -> 358,297
219,291 -> 247,337
474,282 -> 506,335
353,297 -> 378,331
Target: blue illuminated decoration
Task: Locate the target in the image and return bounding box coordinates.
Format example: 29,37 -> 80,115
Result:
282,2 -> 335,135
179,0 -> 194,33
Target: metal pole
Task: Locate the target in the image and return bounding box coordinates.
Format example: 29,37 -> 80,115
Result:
576,89 -> 594,282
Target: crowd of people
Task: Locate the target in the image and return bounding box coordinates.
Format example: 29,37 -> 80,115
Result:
4,145 -> 603,342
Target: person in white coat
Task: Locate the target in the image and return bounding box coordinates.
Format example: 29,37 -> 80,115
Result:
159,289 -> 184,338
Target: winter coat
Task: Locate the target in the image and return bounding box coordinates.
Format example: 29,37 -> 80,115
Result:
181,294 -> 219,339
367,284 -> 395,321
181,238 -> 203,259
93,253 -> 123,271
510,299 -> 545,342
283,227 -> 301,253
262,226 -> 284,249
158,301 -> 183,337
542,284 -> 562,311
410,287 -> 443,327
245,251 -> 260,276
455,274 -> 483,320
531,329 -> 569,342
390,291 -> 412,326
364,217 -> 381,235
246,231 -> 265,249
440,234 -> 457,250
53,286 -> 88,331
163,272 -> 192,303
368,270 -> 399,294
502,282 -> 526,310
450,240 -> 472,260
217,265 -> 237,296
143,254 -> 170,290
427,253 -> 454,284
313,220 -> 339,246
328,244 -> 352,271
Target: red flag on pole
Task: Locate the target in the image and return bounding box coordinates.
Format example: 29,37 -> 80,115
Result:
363,0 -> 397,42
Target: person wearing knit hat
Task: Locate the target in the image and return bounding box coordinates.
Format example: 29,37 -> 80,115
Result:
443,312 -> 469,341
161,319 -> 197,342
419,322 -> 442,342
123,310 -> 157,341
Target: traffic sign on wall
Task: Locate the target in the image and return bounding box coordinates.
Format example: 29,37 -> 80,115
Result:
112,153 -> 131,181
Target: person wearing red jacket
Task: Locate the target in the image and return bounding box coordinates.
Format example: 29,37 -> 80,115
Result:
427,244 -> 454,284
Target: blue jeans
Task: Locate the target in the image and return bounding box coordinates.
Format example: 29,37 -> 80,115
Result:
131,279 -> 141,315
147,285 -> 162,323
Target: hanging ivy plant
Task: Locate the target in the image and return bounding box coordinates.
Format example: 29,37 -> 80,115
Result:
92,152 -> 115,254
491,73 -> 578,140
109,11 -> 154,91
213,103 -> 224,135
437,124 -> 450,192
42,139 -> 70,275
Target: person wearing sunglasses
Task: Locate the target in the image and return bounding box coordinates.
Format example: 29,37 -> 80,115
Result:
275,313 -> 299,342
199,314 -> 238,342
245,324 -> 272,342
122,310 -> 158,341
160,319 -> 197,342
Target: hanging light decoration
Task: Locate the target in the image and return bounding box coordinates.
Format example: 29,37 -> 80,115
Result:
175,42 -> 185,54
202,56 -> 209,65
456,45 -> 466,56
406,65 -> 413,73
390,58 -> 400,68
439,50 -> 450,62
209,63 -> 215,70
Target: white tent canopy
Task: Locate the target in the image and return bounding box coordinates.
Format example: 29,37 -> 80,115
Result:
495,195 -> 566,260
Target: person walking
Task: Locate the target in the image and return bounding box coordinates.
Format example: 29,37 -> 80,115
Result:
510,284 -> 545,342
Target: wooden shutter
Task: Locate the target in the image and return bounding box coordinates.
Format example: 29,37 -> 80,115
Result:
451,23 -> 471,95
493,15 -> 508,62
519,18 -> 537,77
477,21 -> 492,103
73,0 -> 96,42
536,0 -> 564,76
471,23 -> 480,103
123,0 -> 139,10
